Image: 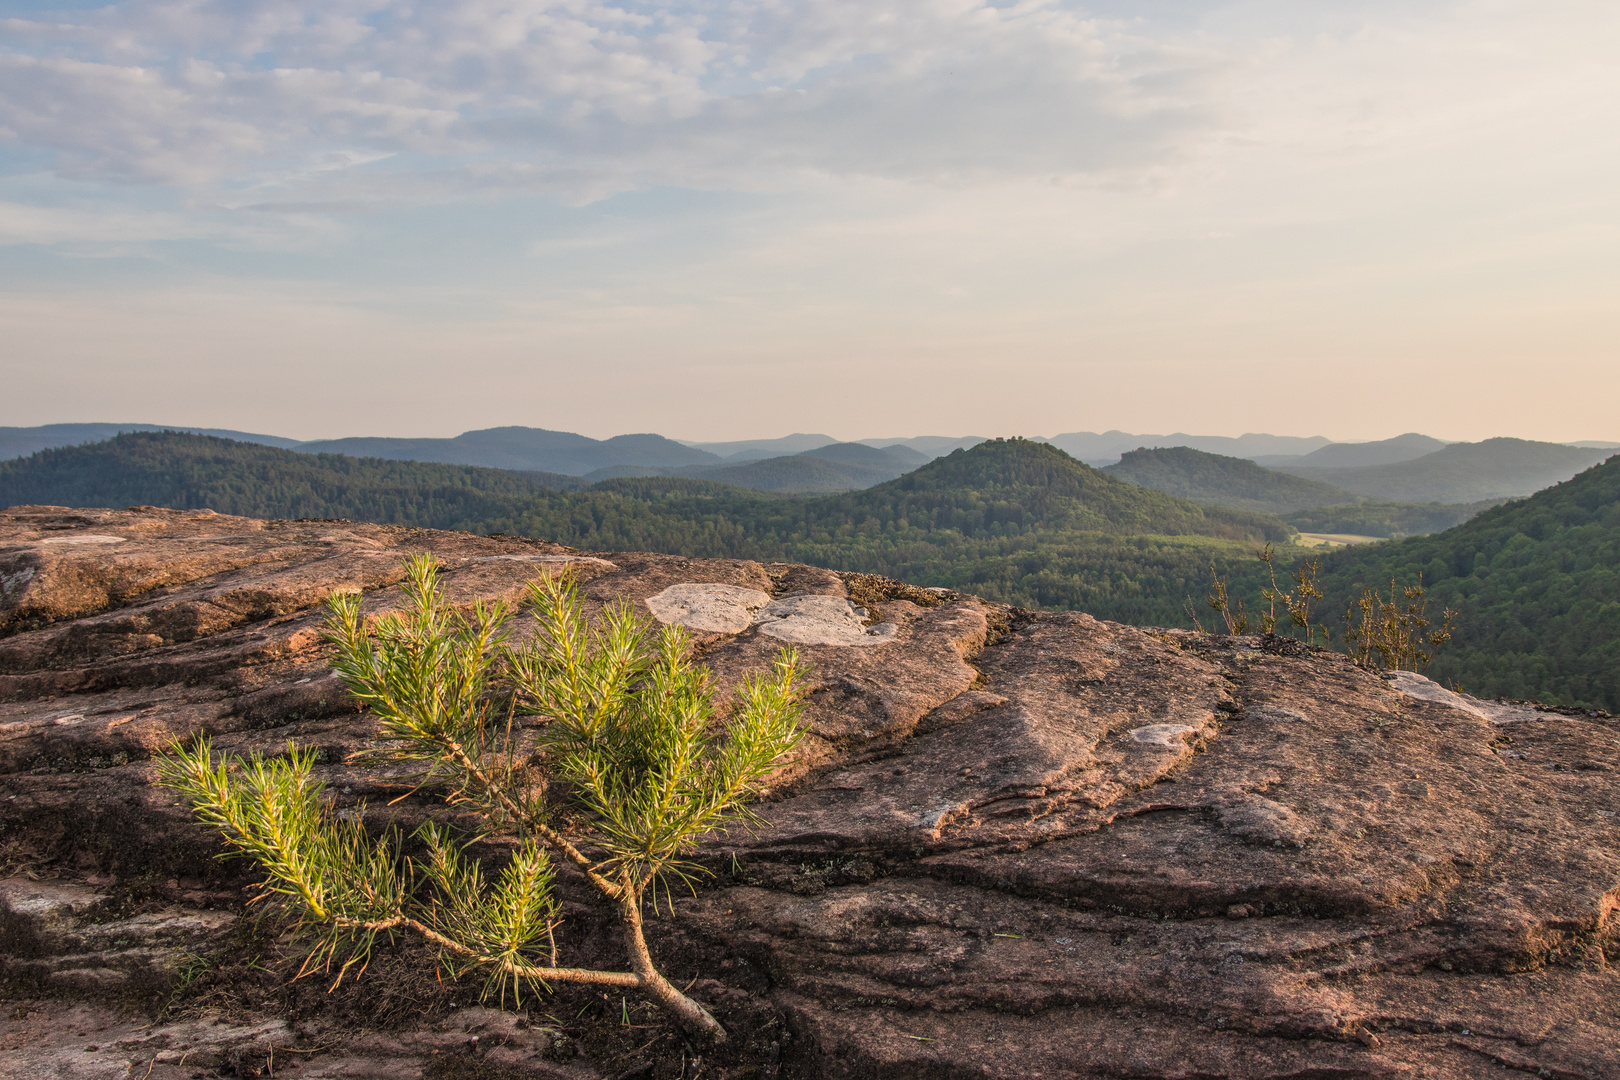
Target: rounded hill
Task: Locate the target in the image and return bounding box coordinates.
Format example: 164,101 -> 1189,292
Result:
819,438 -> 1290,541
1103,445 -> 1355,514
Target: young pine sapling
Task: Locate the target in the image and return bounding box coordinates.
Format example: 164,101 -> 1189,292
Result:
158,554 -> 807,1043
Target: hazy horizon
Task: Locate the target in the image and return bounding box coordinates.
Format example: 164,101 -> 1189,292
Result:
4,419 -> 1617,450
4,1 -> 1616,442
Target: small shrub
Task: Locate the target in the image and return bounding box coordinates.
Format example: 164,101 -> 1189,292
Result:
1342,575 -> 1457,672
158,554 -> 807,1042
1199,562 -> 1248,635
1257,545 -> 1326,645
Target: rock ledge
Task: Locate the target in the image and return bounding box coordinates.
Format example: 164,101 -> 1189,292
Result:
1,506 -> 1616,1079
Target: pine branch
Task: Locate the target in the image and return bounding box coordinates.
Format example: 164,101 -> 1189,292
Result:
159,556 -> 805,1043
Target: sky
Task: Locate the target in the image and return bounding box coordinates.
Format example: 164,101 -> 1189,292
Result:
1,0 -> 1616,443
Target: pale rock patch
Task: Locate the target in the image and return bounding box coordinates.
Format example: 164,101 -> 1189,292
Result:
644,585 -> 901,645
1128,723 -> 1198,747
7,1014 -> 293,1080
754,595 -> 898,647
0,876 -> 235,992
1389,670 -> 1538,725
644,583 -> 773,634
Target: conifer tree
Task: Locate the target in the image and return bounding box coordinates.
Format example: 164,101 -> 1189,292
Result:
159,554 -> 807,1042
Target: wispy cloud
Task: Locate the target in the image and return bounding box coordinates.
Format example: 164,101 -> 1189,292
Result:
1,2 -> 1617,441
0,1 -> 1223,203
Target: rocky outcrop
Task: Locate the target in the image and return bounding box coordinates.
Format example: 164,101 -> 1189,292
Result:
1,505 -> 1616,1079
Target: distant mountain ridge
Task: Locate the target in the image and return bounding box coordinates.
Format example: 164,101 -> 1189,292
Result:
295,427 -> 721,475
800,442 -> 927,467
1251,433 -> 1450,469
1040,431 -> 1334,464
0,432 -> 588,525
855,435 -> 989,458
681,434 -> 988,462
0,423 -> 301,460
3,425 -> 1614,504
1102,446 -> 1356,515
1276,438 -> 1613,503
682,433 -> 841,462
583,442 -> 930,492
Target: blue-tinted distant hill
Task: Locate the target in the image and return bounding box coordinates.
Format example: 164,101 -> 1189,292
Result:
1103,446 -> 1355,514
0,423 -> 301,460
1250,432 -> 1450,469
1277,438 -> 1611,503
296,426 -> 721,475
0,431 -> 587,524
583,442 -> 932,492
801,442 -> 928,468
1042,430 -> 1332,465
683,433 -> 840,461
689,433 -> 985,463
857,435 -> 989,458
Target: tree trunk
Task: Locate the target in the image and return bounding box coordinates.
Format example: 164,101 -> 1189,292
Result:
617,888 -> 726,1043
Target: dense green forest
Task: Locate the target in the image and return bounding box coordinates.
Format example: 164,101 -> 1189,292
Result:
1282,499 -> 1504,539
1103,445 -> 1354,514
1098,446 -> 1497,535
0,431 -> 588,522
584,452 -> 903,492
7,432 -> 1614,711
0,432 -> 1297,626
1313,455 -> 1619,711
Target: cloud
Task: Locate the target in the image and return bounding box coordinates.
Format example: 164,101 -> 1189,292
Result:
0,189 -> 358,251
0,1 -> 1225,202
4,1 -> 1618,443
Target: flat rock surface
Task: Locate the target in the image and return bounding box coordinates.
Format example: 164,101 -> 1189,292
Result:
1,506 -> 1617,1079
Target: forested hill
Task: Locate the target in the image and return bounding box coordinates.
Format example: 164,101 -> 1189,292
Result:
0,431 -> 589,524
1103,445 -> 1355,514
0,432 -> 1293,627
12,432 -> 1613,709
1316,454 -> 1620,711
0,432 -> 1286,546
794,438 -> 1288,541
1277,437 -> 1610,503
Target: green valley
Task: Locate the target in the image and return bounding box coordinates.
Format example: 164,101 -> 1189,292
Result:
5,431 -> 1617,711
0,432 -> 1297,628
1313,454 -> 1620,711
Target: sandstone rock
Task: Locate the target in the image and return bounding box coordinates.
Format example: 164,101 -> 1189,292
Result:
1389,669 -> 1541,725
645,582 -> 901,645
0,1006 -> 293,1080
0,876 -> 233,992
1,506 -> 1617,1079
645,582 -> 773,633
753,594 -> 898,646
0,1000 -> 585,1080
